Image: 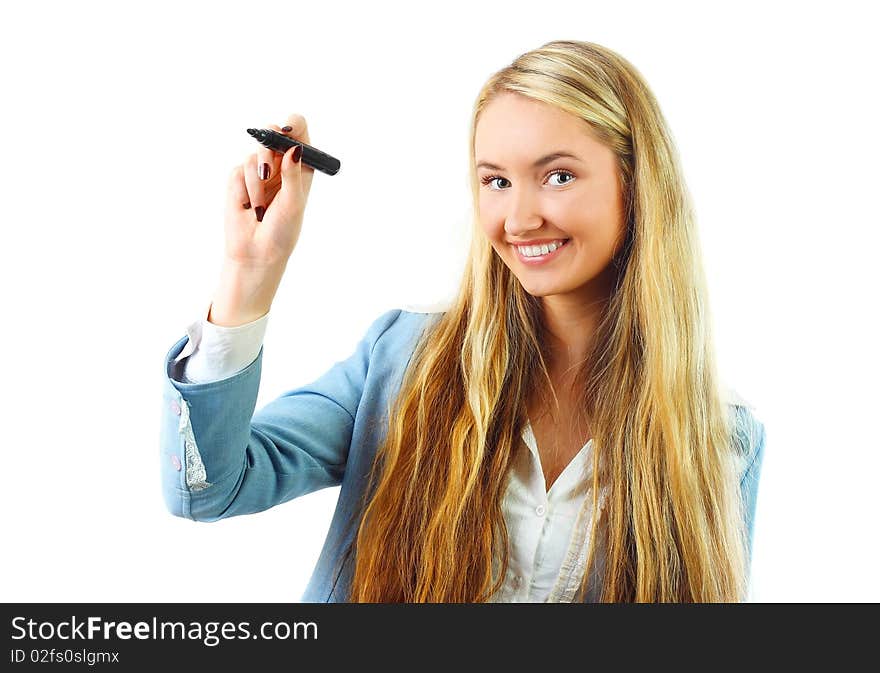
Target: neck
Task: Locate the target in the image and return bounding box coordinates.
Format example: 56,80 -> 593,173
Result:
541,297 -> 608,377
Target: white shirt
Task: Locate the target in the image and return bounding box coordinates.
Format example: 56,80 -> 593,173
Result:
177,303 -> 603,602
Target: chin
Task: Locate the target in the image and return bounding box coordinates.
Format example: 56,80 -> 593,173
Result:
515,277 -> 569,298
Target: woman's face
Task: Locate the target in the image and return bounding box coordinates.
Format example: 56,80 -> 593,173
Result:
475,93 -> 626,302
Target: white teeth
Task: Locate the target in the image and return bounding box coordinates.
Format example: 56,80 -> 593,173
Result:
516,240 -> 567,257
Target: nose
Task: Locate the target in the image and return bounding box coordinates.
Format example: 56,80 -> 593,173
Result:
503,189 -> 543,237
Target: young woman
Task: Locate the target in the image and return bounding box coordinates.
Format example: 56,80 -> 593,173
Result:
160,40 -> 766,603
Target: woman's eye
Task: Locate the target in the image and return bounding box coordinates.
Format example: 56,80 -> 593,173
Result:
479,169 -> 575,190
480,176 -> 509,189
548,170 -> 575,186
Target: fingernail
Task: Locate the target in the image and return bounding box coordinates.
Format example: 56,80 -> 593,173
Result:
259,163 -> 270,180
243,202 -> 251,209
255,205 -> 265,222
281,125 -> 292,132
293,144 -> 303,163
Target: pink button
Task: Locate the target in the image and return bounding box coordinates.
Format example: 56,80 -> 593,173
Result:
171,401 -> 181,416
171,455 -> 182,471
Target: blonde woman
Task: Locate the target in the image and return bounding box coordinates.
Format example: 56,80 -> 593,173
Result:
160,40 -> 766,602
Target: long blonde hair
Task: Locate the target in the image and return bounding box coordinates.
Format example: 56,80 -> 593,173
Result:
345,40 -> 750,602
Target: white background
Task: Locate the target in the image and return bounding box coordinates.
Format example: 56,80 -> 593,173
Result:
1,0 -> 877,602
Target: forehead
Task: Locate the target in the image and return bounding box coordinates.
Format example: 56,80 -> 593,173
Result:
475,93 -> 598,158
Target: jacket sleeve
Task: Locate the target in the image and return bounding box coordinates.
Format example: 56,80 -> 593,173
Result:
158,308 -> 404,522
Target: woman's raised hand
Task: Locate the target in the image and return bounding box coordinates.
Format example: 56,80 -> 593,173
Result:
223,114 -> 315,270
208,114 -> 316,326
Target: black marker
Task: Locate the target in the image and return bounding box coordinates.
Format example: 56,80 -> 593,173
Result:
246,128 -> 341,176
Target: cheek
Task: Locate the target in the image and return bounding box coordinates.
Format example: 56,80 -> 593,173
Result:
562,191 -> 619,238
557,190 -> 597,220
478,211 -> 505,241
479,220 -> 511,259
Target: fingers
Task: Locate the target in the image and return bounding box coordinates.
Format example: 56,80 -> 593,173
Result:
236,114 -> 310,223
256,116 -> 308,181
281,114 -> 310,146
227,164 -> 251,213
277,142 -> 304,207
258,122 -> 285,183
242,152 -> 268,221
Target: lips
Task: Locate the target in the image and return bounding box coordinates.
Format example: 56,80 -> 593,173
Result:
513,238 -> 571,265
509,238 -> 570,247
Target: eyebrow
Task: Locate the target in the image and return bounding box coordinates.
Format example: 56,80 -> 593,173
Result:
475,151 -> 581,171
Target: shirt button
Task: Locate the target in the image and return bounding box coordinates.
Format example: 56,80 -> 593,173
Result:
170,401 -> 181,416
513,576 -> 522,587
535,505 -> 546,516
171,455 -> 182,471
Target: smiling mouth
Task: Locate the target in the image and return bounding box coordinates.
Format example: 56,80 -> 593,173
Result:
512,239 -> 571,263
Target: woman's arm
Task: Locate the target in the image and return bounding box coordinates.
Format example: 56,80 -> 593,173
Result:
158,308 -> 404,522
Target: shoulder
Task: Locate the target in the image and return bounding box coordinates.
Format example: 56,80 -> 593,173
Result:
724,387 -> 765,438
399,300 -> 453,314
357,302 -> 449,361
724,387 -> 766,483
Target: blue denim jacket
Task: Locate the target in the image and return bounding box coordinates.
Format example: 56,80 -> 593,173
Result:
160,307 -> 766,602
